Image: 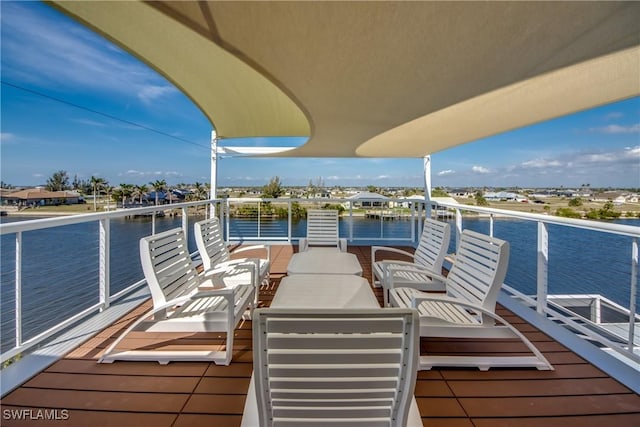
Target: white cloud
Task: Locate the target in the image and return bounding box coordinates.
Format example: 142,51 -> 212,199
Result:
589,124 -> 640,134
138,85 -> 178,104
520,159 -> 563,168
437,169 -> 455,176
1,3 -> 176,103
471,166 -> 491,174
604,112 -> 624,120
0,133 -> 16,144
71,119 -> 107,127
121,169 -> 183,178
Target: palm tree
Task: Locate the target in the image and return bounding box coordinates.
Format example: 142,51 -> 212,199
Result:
90,176 -> 107,211
149,179 -> 167,206
132,184 -> 148,205
119,183 -> 134,208
194,182 -> 208,200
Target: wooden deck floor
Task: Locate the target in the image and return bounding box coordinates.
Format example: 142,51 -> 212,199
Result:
2,245 -> 639,426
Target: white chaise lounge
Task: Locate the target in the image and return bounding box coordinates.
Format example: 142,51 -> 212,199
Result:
389,229 -> 553,371
99,227 -> 256,365
299,209 -> 347,252
194,217 -> 271,288
242,308 -> 422,427
372,218 -> 451,306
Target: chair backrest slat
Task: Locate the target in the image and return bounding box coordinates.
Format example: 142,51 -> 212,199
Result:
445,230 -> 509,313
413,218 -> 451,272
194,218 -> 231,270
253,308 -> 418,427
306,209 -> 340,248
140,228 -> 200,308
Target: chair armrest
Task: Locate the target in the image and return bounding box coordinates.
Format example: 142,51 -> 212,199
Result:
231,244 -> 271,261
371,245 -> 415,262
193,288 -> 235,298
201,260 -> 259,289
386,264 -> 447,284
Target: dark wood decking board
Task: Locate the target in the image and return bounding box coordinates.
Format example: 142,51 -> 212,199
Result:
2,245 -> 639,426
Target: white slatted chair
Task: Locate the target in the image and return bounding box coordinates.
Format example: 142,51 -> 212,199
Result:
99,227 -> 255,365
195,217 -> 271,288
242,308 -> 422,427
299,209 -> 347,252
372,218 -> 451,306
389,230 -> 553,371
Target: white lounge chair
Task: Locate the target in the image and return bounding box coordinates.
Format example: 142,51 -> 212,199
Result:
299,209 -> 347,252
242,308 -> 422,427
99,227 -> 255,365
389,230 -> 553,371
194,217 -> 271,288
372,218 -> 451,306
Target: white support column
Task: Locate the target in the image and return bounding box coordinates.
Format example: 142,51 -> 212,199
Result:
210,130 -> 218,218
423,155 -> 432,219
536,221 -> 549,314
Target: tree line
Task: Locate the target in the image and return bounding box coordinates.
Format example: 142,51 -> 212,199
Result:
41,170 -> 210,210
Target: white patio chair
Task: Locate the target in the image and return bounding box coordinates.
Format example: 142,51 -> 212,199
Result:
372,218 -> 451,306
389,229 -> 553,371
299,209 -> 347,252
195,217 -> 271,288
99,227 -> 255,365
242,308 -> 422,427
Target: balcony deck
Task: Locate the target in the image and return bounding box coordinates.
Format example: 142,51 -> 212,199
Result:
2,245 -> 639,426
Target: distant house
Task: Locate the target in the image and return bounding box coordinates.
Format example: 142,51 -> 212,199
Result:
613,196 -> 626,206
591,191 -> 625,203
484,191 -> 518,201
1,188 -> 82,206
449,188 -> 473,198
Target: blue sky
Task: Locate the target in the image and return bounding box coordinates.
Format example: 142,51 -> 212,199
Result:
1,2 -> 639,189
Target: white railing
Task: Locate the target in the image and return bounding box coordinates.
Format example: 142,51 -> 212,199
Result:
0,198 -> 421,364
1,197 -> 638,369
220,197 -> 424,243
435,200 -> 640,365
0,200 -> 219,364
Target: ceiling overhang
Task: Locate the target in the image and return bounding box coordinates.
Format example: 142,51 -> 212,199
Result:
50,1 -> 640,158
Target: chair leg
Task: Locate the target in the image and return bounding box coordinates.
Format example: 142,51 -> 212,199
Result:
223,327 -> 234,366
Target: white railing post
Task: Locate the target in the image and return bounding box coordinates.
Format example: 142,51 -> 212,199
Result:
288,200 -> 292,243
257,201 -> 261,239
411,202 -> 415,243
15,231 -> 22,348
489,213 -> 494,237
99,218 -> 110,310
417,202 -> 423,237
629,237 -> 638,348
349,202 -> 353,242
536,221 -> 549,314
223,200 -> 229,242
455,208 -> 463,251
151,212 -> 156,235
181,207 -> 188,237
